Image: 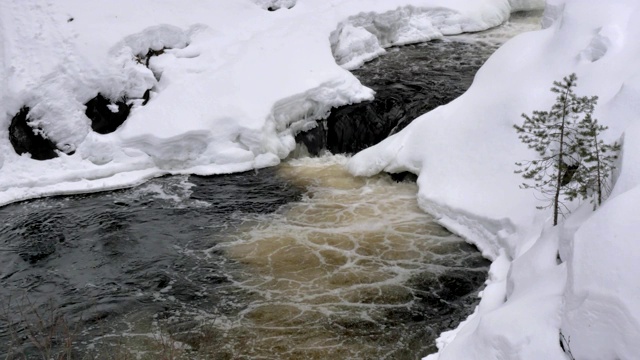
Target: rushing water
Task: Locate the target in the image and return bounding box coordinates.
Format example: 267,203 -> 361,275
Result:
0,158 -> 488,359
0,11 -> 540,360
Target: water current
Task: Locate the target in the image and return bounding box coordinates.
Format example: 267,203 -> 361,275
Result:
0,11 -> 540,360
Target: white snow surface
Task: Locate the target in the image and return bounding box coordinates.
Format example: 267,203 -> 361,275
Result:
0,0 -> 517,205
3,0 -> 637,359
348,0 -> 640,359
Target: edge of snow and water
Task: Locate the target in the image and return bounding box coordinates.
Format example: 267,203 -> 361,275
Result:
0,0 -> 518,207
3,0 -> 639,359
349,1 -> 640,359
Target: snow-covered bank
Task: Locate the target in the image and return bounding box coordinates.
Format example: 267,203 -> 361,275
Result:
0,0 -> 526,206
349,0 -> 640,358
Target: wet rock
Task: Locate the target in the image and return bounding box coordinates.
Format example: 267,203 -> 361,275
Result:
85,94 -> 131,134
389,171 -> 418,183
299,41 -> 497,155
294,123 -> 327,156
9,107 -> 59,160
326,84 -> 441,154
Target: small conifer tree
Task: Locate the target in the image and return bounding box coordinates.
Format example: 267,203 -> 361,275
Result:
514,73 -> 619,225
567,108 -> 620,207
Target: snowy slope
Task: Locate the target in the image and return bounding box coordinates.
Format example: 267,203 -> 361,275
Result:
349,0 -> 640,358
0,0 -> 523,205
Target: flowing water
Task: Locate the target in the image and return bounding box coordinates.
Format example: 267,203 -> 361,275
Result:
0,11 -> 540,360
0,159 -> 487,359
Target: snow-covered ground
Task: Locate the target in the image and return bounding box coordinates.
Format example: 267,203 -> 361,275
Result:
350,0 -> 640,359
0,0 -> 521,205
2,0 -> 638,359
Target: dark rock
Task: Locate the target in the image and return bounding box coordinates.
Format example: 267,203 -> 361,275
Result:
9,107 -> 59,160
294,122 -> 327,156
85,94 -> 131,134
297,40 -> 497,155
389,171 -> 418,183
134,48 -> 167,68
325,79 -> 455,154
142,88 -> 151,106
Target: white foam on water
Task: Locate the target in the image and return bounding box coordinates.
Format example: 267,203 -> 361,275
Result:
197,155 -> 483,358
108,174 -> 211,209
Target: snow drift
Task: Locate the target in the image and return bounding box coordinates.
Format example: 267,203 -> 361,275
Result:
349,0 -> 640,359
0,0 -> 517,206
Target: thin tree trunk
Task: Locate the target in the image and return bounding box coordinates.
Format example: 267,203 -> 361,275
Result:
594,134 -> 602,206
554,91 -> 570,226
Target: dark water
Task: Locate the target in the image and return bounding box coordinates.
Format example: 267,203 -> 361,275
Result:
0,170 -> 301,358
0,163 -> 489,359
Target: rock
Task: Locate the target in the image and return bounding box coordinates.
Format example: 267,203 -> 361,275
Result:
298,40 -> 496,155
389,171 -> 417,183
9,107 -> 59,160
294,122 -> 327,156
85,94 -> 131,134
325,80 -> 454,154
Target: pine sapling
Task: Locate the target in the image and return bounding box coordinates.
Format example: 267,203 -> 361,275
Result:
570,106 -> 620,208
515,73 -> 620,224
514,73 -> 583,225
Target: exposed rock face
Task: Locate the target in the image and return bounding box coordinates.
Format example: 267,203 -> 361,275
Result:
85,94 -> 131,134
9,107 -> 59,160
295,123 -> 327,156
298,40 -> 497,155
326,81 -> 446,154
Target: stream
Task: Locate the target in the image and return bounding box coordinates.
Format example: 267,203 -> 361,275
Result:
0,11 -> 541,360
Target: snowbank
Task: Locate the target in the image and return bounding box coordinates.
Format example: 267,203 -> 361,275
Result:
349,0 -> 640,358
0,0 -> 518,206
10,0 -> 638,359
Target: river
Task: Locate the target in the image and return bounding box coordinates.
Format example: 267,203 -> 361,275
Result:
0,11 -> 541,360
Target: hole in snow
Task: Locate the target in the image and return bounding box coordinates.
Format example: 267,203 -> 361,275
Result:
8,107 -> 59,160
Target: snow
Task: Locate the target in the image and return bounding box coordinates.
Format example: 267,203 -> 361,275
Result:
348,0 -> 640,359
0,0 -> 514,206
2,0 -> 638,359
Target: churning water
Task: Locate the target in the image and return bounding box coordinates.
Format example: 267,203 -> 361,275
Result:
0,158 -> 488,359
0,11 -> 540,360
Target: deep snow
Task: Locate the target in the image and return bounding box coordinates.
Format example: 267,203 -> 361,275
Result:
0,0 -> 518,205
2,0 -> 638,359
349,0 -> 640,359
